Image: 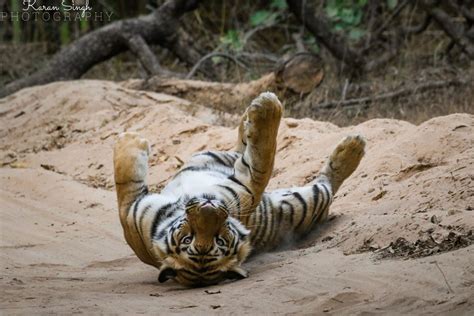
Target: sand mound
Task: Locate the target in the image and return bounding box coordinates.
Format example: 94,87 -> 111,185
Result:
1,80 -> 473,314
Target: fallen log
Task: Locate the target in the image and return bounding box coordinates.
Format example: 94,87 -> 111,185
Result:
123,53 -> 325,113
0,0 -> 201,98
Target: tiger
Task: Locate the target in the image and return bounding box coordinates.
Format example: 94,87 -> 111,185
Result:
113,92 -> 365,287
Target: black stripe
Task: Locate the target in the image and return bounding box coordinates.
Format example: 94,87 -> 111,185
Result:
132,194 -> 148,233
163,234 -> 170,254
166,233 -> 174,253
181,268 -> 200,276
242,153 -> 265,175
310,185 -> 320,223
204,152 -> 227,166
175,165 -> 232,177
233,239 -> 239,254
311,184 -> 331,227
268,197 -> 279,245
253,197 -> 268,247
241,154 -> 251,170
223,152 -> 238,165
294,192 -> 308,230
177,166 -> 207,173
230,221 -> 248,239
228,175 -> 253,198
137,204 -> 153,238
188,257 -> 218,265
217,185 -> 241,214
149,203 -> 174,239
320,184 -> 331,214
179,272 -> 198,283
201,193 -> 217,200
155,216 -> 180,240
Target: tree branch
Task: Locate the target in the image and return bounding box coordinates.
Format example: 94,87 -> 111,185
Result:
124,34 -> 161,76
186,52 -> 248,79
0,0 -> 202,98
423,5 -> 474,58
286,0 -> 365,72
311,78 -> 467,110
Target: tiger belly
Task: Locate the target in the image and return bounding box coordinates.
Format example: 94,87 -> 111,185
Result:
161,167 -> 231,199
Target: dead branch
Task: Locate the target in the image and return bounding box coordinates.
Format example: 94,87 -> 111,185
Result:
163,28 -> 213,78
312,78 -> 468,110
122,73 -> 277,114
123,53 -> 325,111
401,14 -> 432,35
186,52 -> 248,79
286,0 -> 403,74
124,34 -> 161,76
0,0 -> 202,98
446,1 -> 474,24
371,0 -> 410,39
422,5 -> 474,58
286,0 -> 364,72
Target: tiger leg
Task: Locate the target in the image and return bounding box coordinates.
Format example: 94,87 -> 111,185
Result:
113,132 -> 155,265
232,92 -> 283,215
248,135 -> 365,250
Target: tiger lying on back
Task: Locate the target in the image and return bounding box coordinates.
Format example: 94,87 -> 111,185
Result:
113,92 -> 365,287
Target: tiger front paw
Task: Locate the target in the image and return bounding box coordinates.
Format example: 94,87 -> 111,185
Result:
113,132 -> 150,184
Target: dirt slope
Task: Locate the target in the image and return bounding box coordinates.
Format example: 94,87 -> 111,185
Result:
1,80 -> 473,315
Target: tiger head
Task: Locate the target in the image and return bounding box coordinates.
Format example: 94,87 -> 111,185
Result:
152,197 -> 252,287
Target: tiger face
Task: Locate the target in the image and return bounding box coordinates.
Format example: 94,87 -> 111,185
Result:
153,197 -> 252,287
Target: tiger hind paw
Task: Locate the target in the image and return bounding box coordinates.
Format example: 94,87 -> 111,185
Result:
323,135 -> 365,192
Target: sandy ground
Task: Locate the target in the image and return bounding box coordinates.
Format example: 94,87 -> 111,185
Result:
0,80 -> 473,315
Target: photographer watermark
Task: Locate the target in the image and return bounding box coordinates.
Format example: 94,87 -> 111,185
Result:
1,0 -> 113,22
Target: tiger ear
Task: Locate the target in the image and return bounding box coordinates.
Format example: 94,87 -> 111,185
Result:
224,266 -> 248,280
158,266 -> 177,283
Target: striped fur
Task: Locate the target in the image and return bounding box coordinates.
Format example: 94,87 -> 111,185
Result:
113,92 -> 365,286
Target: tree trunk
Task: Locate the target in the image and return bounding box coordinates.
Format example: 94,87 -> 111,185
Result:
0,0 -> 201,98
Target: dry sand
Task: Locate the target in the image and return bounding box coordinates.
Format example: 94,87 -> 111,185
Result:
0,80 -> 473,315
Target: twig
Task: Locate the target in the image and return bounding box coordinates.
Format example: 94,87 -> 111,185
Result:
236,52 -> 279,63
185,52 -> 248,79
286,0 -> 365,72
341,79 -> 349,101
292,32 -> 306,53
433,261 -> 454,294
124,34 -> 161,76
424,5 -> 474,58
242,24 -> 275,48
312,78 -> 467,110
371,0 -> 410,39
402,14 -> 432,35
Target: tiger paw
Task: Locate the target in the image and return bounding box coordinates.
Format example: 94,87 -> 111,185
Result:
327,135 -> 365,182
113,132 -> 150,184
245,92 -> 283,143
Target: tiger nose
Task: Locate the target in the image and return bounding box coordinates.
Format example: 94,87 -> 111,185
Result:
195,243 -> 212,254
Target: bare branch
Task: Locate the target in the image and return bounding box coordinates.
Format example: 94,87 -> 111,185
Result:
401,14 -> 432,35
312,78 -> 468,110
124,34 -> 161,76
286,0 -> 364,72
186,52 -> 248,79
0,0 -> 203,98
423,5 -> 474,58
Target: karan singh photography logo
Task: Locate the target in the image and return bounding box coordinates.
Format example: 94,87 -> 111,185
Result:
1,0 -> 113,22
